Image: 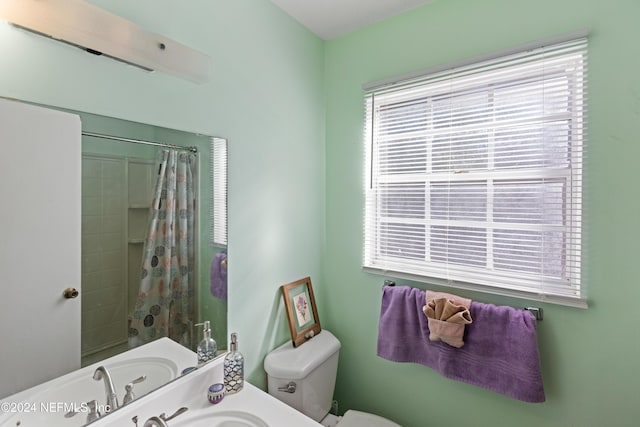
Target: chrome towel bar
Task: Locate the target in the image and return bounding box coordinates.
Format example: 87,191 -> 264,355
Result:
382,280 -> 543,320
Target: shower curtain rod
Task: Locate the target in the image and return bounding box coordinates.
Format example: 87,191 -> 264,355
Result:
82,131 -> 198,153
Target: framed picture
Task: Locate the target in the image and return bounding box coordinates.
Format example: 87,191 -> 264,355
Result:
280,276 -> 321,347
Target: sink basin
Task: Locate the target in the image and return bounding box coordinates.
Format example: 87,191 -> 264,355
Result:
0,357 -> 177,427
0,334 -> 202,427
85,350 -> 321,427
178,411 -> 268,427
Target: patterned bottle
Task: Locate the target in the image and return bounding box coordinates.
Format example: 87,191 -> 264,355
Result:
223,332 -> 244,394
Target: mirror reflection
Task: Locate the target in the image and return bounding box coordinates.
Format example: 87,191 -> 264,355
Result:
76,108 -> 227,366
0,99 -> 228,419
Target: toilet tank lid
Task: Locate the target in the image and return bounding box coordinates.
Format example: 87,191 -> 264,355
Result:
264,330 -> 341,380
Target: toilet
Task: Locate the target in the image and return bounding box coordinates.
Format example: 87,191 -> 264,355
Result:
264,330 -> 400,427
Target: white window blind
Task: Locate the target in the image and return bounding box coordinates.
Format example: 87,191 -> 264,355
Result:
212,137 -> 228,247
363,37 -> 587,307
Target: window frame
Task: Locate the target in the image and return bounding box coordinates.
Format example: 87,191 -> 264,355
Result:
211,137 -> 228,247
363,36 -> 587,308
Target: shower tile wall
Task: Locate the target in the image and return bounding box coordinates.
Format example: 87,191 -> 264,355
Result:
81,156 -> 127,357
127,160 -> 154,321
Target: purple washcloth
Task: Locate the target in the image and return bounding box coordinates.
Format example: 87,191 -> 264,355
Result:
377,285 -> 545,403
210,252 -> 227,300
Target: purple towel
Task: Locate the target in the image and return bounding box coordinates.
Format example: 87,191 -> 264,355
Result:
210,252 -> 227,300
377,285 -> 545,403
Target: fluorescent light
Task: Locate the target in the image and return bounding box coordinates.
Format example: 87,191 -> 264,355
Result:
0,0 -> 210,83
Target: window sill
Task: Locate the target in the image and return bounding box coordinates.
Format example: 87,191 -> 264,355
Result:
363,266 -> 588,309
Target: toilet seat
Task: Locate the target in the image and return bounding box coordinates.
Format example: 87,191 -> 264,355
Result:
339,410 -> 401,427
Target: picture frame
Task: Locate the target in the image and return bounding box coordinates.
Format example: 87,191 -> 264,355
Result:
280,276 -> 321,347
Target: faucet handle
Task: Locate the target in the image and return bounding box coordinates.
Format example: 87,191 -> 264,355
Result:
160,407 -> 189,422
86,400 -> 101,423
123,375 -> 147,405
65,400 -> 101,423
142,408 -> 187,427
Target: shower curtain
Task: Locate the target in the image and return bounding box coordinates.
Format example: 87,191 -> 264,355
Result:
129,150 -> 197,349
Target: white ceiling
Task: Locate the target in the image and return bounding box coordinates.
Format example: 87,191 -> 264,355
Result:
269,0 -> 433,40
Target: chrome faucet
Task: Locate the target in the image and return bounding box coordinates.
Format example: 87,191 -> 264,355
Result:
93,366 -> 119,412
143,416 -> 168,427
142,407 -> 188,427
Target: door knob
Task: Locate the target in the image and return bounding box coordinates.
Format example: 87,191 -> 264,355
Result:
63,287 -> 79,299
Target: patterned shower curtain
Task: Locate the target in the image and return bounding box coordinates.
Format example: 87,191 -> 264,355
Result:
129,150 -> 196,349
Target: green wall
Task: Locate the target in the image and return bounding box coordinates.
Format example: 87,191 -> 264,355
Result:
0,0 -> 325,387
3,0 -> 639,425
323,0 -> 640,426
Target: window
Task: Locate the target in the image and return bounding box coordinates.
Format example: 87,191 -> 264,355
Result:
212,137 -> 228,247
363,37 -> 587,307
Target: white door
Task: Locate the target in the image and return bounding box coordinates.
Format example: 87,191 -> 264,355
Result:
0,98 -> 81,398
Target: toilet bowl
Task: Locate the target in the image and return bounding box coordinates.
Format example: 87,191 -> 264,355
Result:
338,410 -> 400,427
264,330 -> 400,427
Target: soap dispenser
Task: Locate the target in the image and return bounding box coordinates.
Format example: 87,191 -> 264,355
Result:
223,332 -> 244,394
196,321 -> 217,366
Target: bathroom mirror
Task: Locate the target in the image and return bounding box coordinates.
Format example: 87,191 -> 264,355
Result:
0,98 -> 228,421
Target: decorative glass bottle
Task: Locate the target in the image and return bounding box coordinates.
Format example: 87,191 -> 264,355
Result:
223,332 -> 244,394
196,321 -> 217,367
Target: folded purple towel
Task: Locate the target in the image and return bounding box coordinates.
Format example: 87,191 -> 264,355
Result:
377,285 -> 545,403
210,252 -> 227,300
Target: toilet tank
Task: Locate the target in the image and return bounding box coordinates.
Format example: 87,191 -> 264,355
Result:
264,330 -> 341,422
